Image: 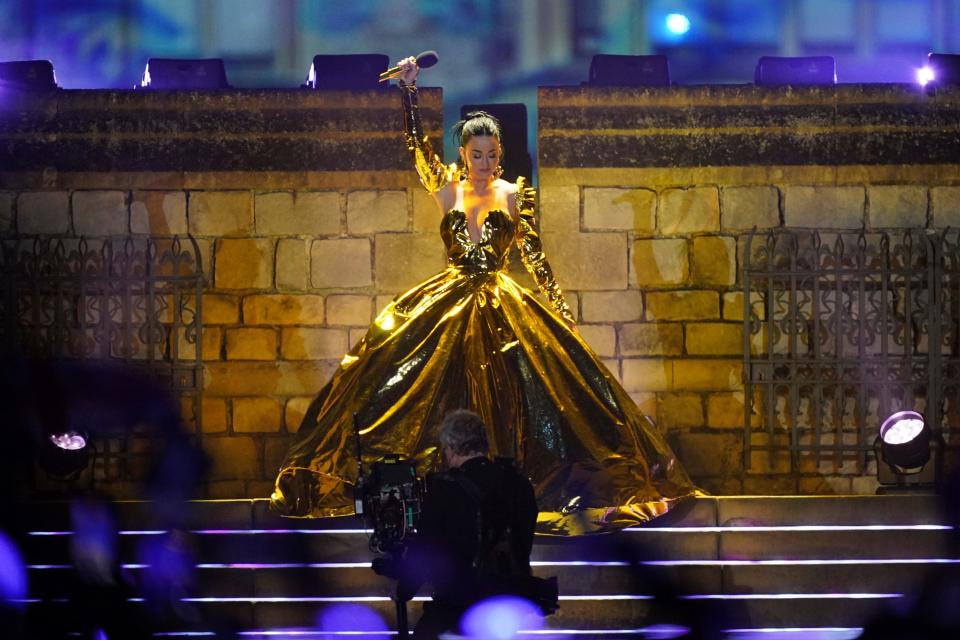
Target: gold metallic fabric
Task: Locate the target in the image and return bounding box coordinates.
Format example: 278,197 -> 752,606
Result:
401,82 -> 457,193
272,204 -> 699,535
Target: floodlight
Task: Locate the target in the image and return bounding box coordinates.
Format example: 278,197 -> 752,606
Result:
0,60 -> 57,90
139,58 -> 230,89
755,56 -> 837,86
303,54 -> 388,90
38,429 -> 90,479
923,53 -> 960,87
587,54 -> 670,87
878,410 -> 930,473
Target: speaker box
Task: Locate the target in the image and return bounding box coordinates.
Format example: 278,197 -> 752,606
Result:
755,56 -> 836,86
587,54 -> 670,87
305,54 -> 388,90
141,58 -> 230,89
0,60 -> 57,90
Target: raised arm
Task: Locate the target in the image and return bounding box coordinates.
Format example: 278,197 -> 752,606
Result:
396,57 -> 456,194
514,178 -> 576,327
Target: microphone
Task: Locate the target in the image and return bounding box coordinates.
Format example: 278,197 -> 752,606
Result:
378,50 -> 439,82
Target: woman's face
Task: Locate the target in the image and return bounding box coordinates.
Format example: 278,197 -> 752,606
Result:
460,135 -> 502,181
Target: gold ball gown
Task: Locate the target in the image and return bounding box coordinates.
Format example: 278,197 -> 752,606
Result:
271,83 -> 699,535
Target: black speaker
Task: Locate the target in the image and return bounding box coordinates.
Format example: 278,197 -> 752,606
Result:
0,60 -> 57,90
459,103 -> 532,184
305,54 -> 388,90
926,53 -> 960,87
140,58 -> 230,89
587,54 -> 670,87
754,56 -> 836,86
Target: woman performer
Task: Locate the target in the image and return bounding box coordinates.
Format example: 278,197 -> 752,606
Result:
271,56 -> 698,535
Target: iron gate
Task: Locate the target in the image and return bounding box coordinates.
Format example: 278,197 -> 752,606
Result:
0,235 -> 204,483
743,228 -> 960,472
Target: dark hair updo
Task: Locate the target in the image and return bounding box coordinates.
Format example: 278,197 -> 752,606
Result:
451,110 -> 502,147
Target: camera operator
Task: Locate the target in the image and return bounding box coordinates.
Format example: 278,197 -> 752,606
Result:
399,410 -> 540,639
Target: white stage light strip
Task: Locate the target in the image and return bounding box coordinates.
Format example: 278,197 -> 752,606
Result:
627,524 -> 952,532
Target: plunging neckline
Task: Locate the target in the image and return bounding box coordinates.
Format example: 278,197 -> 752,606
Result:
447,209 -> 511,246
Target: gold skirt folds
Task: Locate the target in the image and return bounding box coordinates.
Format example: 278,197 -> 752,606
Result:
272,264 -> 699,535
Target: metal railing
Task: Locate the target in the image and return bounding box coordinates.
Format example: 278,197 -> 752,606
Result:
0,235 -> 204,482
743,228 -> 960,472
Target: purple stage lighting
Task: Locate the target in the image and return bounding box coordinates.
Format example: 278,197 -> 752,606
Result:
916,66 -> 935,87
50,430 -> 87,450
317,602 -> 388,635
460,595 -> 543,639
0,531 -> 28,606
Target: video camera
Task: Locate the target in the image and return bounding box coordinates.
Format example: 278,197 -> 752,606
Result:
354,453 -> 425,554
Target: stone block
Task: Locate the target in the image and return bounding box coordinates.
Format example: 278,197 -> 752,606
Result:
620,323 -> 683,356
0,191 -> 13,232
72,191 -> 128,236
580,290 -> 643,323
686,322 -> 743,355
799,476 -> 852,495
233,397 -> 283,433
189,191 -> 254,236
868,186 -> 927,228
707,392 -> 759,429
347,191 -> 408,234
311,238 -> 373,288
660,187 -> 720,234
722,292 -> 766,322
667,431 -> 740,478
659,392 -> 704,428
583,187 -> 655,232
203,436 -> 259,480
374,233 -> 445,293
931,186 -> 960,227
204,361 -> 340,397
541,232 -> 628,290
621,359 -> 672,393
672,359 -> 743,391
205,481 -> 248,499
201,398 -> 228,433
629,392 -> 657,419
784,186 -> 864,229
281,327 -> 350,360
202,294 -> 241,324
742,476 -> 797,495
721,186 -> 780,231
276,239 -> 308,290
631,238 -> 688,287
226,327 -> 277,360
284,396 -> 315,432
349,328 -> 367,346
540,185 -> 581,232
327,295 -> 373,326
645,290 -> 720,321
17,191 -> 70,234
255,191 -> 341,236
214,238 -> 274,289
851,475 -> 880,495
576,324 -> 616,358
242,295 -> 325,325
413,189 -> 442,232
690,236 -> 736,286
131,191 -> 187,235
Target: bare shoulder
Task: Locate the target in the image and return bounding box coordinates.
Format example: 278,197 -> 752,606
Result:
495,179 -> 520,195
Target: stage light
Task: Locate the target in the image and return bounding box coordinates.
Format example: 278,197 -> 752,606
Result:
587,54 -> 671,87
665,13 -> 691,35
138,58 -> 230,89
303,54 -> 388,90
755,56 -> 837,86
916,66 -> 935,87
874,409 -> 943,492
38,429 -> 90,479
878,410 -> 929,472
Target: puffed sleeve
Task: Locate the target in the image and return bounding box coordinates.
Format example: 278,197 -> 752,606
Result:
514,178 -> 576,326
399,82 -> 458,193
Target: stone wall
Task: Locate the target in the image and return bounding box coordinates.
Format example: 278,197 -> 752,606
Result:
4,84 -> 959,498
538,84 -> 960,495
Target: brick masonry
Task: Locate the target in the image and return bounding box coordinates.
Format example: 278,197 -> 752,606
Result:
3,84 -> 959,498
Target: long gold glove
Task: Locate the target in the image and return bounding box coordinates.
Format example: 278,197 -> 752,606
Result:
400,82 -> 457,193
515,177 -> 576,326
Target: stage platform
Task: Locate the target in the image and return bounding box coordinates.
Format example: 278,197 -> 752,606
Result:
12,494 -> 956,639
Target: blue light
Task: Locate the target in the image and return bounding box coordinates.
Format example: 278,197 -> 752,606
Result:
460,595 -> 543,639
0,532 -> 28,606
317,603 -> 388,635
666,13 -> 691,35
